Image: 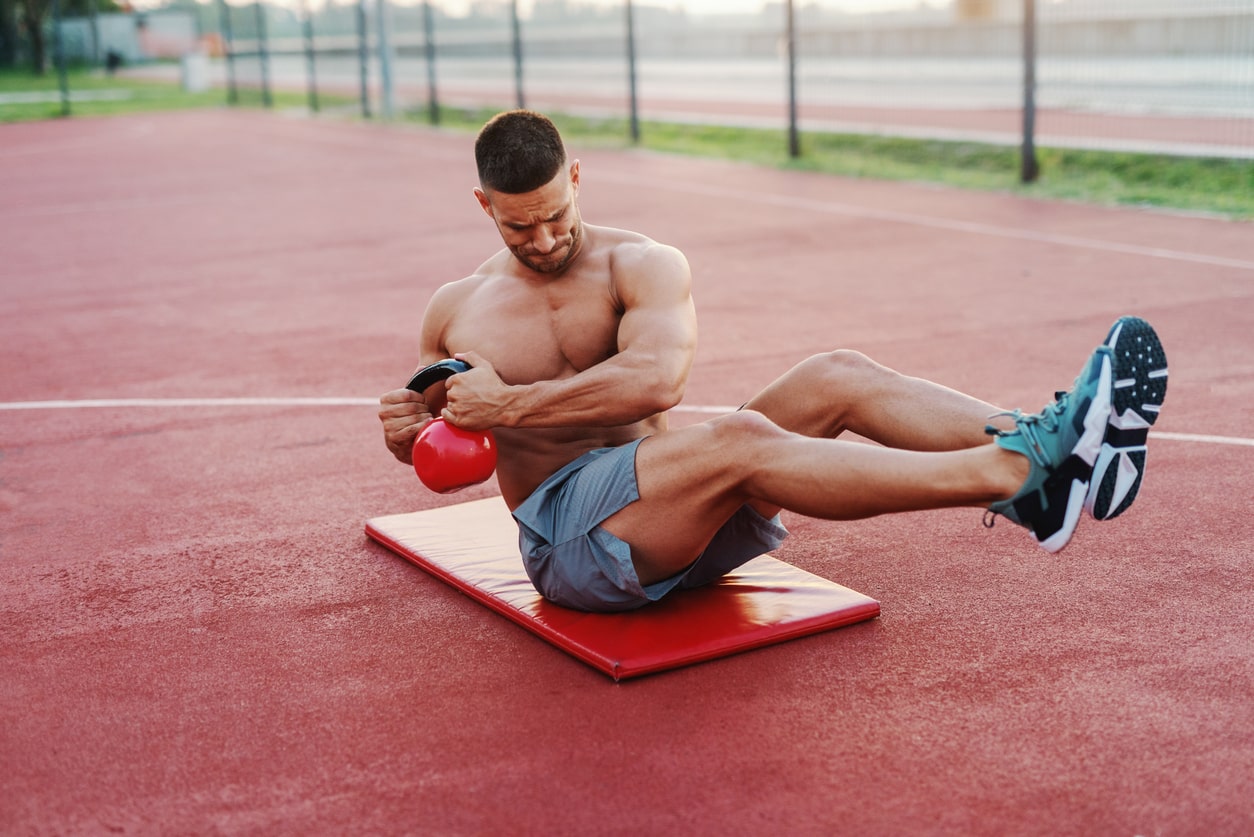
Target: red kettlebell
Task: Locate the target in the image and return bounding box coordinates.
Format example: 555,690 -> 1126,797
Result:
404,359 -> 498,494
412,418 -> 497,493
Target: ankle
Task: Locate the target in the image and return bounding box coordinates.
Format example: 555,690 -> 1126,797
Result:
992,446 -> 1032,501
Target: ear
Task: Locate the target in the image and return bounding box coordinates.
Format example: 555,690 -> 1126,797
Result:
473,186 -> 494,218
569,160 -> 580,195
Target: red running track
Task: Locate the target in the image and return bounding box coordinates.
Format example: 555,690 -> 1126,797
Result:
2,110 -> 1252,835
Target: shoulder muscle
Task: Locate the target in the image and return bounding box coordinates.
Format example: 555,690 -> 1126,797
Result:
610,239 -> 692,309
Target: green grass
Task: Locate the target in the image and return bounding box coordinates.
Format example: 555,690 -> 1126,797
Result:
410,105 -> 1254,221
4,70 -> 1250,221
0,65 -> 343,122
1,65 -> 219,120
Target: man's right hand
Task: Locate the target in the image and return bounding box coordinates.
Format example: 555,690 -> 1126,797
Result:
378,388 -> 434,465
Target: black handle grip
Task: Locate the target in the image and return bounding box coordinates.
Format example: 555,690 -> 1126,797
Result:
405,359 -> 471,393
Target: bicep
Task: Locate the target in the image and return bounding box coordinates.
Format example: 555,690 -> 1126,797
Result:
418,279 -> 472,365
411,280 -> 473,410
615,245 -> 697,377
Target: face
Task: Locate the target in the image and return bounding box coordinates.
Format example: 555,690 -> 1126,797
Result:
476,161 -> 583,275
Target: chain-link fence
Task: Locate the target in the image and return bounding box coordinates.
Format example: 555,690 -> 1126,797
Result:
41,0 -> 1254,169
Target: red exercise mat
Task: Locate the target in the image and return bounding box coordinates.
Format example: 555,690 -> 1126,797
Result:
365,497 -> 880,680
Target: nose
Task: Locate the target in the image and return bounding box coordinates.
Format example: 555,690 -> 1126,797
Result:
532,226 -> 557,254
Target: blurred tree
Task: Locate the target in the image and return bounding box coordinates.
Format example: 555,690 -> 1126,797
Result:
14,0 -> 122,73
1,0 -> 17,67
19,0 -> 49,73
65,0 -> 122,12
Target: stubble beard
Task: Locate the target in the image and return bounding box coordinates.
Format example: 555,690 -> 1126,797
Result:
515,219 -> 583,275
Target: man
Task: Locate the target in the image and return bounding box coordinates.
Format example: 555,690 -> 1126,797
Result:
379,110 -> 1167,613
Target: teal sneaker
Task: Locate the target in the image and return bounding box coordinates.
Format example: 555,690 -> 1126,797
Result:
1086,316 -> 1168,520
985,346 -> 1113,553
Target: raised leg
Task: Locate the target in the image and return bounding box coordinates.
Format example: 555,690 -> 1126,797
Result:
744,350 -> 1003,451
601,410 -> 1029,585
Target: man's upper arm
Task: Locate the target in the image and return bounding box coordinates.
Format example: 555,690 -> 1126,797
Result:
419,278 -> 475,366
614,242 -> 698,400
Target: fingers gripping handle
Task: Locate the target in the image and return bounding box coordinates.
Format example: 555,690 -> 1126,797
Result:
404,359 -> 496,493
405,359 -> 472,393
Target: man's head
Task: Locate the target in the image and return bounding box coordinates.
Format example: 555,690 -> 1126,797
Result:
473,111 -> 583,275
475,109 -> 566,194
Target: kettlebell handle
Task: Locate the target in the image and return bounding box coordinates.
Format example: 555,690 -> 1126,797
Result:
405,359 -> 471,393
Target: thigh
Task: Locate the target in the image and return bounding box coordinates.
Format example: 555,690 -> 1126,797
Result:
678,504 -> 790,590
746,350 -> 999,452
599,415 -> 771,585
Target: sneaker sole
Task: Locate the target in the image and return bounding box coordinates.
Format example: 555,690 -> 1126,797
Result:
1037,479 -> 1093,554
1036,348 -> 1113,553
1085,316 -> 1167,520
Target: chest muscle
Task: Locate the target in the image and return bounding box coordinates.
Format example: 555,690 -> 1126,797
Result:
444,281 -> 621,384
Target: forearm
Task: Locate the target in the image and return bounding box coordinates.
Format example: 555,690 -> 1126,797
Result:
501,354 -> 685,429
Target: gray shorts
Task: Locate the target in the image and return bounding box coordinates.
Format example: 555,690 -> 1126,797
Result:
511,437 -> 790,612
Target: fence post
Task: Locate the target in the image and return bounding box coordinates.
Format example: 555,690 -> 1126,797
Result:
88,0 -> 101,65
625,0 -> 640,143
356,0 -> 371,118
1021,0 -> 1039,183
301,0 -> 318,112
218,0 -> 238,105
423,1 -> 439,124
376,0 -> 394,118
510,0 -> 524,110
255,1 -> 272,108
52,0 -> 70,116
786,0 -> 799,158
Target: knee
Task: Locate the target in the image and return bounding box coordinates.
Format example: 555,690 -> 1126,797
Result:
802,349 -> 898,392
706,409 -> 788,453
813,348 -> 882,375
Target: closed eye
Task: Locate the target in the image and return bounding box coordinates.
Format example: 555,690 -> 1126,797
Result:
504,205 -> 567,232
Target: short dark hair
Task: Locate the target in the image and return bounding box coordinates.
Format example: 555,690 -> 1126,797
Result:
475,110 -> 567,194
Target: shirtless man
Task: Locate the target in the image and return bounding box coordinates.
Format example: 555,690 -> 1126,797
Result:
379,110 -> 1167,612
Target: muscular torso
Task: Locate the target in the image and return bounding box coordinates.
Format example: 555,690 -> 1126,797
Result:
432,225 -> 671,508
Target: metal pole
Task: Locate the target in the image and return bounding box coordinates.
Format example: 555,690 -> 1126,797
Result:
52,0 -> 69,116
423,0 -> 439,125
786,0 -> 799,158
218,0 -> 238,105
376,0 -> 394,119
88,0 -> 101,66
1021,0 -> 1039,183
301,0 -> 318,112
356,0 -> 371,118
510,0 -> 524,110
255,1 -> 272,108
625,0 -> 639,143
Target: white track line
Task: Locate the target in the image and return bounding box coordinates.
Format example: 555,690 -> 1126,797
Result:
1150,431 -> 1254,448
598,172 -> 1254,272
8,120 -> 1250,271
0,398 -> 1249,448
0,397 -> 377,409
